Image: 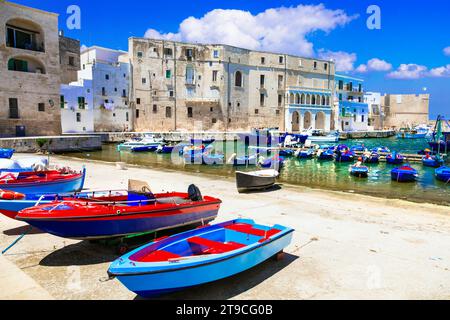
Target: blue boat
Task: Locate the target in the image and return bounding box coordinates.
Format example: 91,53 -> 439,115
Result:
422,155 -> 444,168
372,147 -> 391,153
107,219 -> 294,297
0,149 -> 15,159
296,149 -> 314,159
349,165 -> 369,178
260,156 -> 284,169
386,152 -> 405,165
391,166 -> 418,182
0,168 -> 86,194
435,166 -> 450,183
317,149 -> 334,161
350,145 -> 366,152
131,145 -> 158,152
335,151 -> 355,162
156,145 -> 175,154
362,152 -> 380,164
279,149 -> 294,157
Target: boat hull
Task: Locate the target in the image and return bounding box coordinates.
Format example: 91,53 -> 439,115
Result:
236,170 -> 277,192
0,149 -> 14,159
110,223 -> 293,297
435,167 -> 450,182
391,167 -> 418,182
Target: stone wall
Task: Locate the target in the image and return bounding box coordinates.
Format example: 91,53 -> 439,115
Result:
59,35 -> 80,84
0,135 -> 102,153
381,94 -> 430,129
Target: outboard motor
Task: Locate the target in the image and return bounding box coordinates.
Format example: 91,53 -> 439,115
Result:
188,184 -> 203,201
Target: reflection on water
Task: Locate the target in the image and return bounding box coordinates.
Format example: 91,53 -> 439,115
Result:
64,138 -> 450,206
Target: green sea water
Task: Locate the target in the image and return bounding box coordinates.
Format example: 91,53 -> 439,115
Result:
64,137 -> 450,206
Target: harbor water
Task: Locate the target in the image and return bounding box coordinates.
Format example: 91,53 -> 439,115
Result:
64,137 -> 450,206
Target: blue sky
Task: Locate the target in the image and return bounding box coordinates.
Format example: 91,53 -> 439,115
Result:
12,0 -> 450,118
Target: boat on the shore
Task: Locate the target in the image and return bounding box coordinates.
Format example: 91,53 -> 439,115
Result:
435,166 -> 450,183
0,168 -> 86,194
235,169 -> 279,192
107,219 -> 294,297
391,165 -> 418,182
16,184 -> 222,240
0,149 -> 14,159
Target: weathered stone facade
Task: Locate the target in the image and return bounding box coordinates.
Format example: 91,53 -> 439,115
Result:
0,1 -> 63,137
130,38 -> 335,132
381,94 -> 430,129
59,34 -> 80,85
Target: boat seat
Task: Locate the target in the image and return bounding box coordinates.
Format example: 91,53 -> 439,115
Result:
187,236 -> 245,254
225,223 -> 281,240
138,250 -> 182,262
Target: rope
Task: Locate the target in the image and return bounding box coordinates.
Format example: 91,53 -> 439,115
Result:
1,226 -> 33,255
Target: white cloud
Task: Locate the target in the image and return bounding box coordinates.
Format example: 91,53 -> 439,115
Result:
317,50 -> 357,72
355,58 -> 392,73
429,64 -> 450,77
444,47 -> 450,56
387,64 -> 428,79
144,5 -> 357,57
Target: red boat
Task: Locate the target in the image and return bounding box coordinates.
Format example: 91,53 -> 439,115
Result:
16,185 -> 222,240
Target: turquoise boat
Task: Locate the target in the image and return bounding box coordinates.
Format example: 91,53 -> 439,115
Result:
108,219 -> 294,297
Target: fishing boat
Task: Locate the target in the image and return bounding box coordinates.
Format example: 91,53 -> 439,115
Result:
0,168 -> 86,194
260,155 -> 284,169
422,155 -> 444,168
335,150 -> 355,162
350,145 -> 366,152
391,165 -> 418,182
362,152 -> 380,164
0,149 -> 14,159
235,169 -> 279,192
117,134 -> 164,151
16,184 -> 221,240
317,149 -> 334,161
156,144 -> 175,154
435,166 -> 450,183
371,146 -> 391,154
397,125 -> 432,139
349,164 -> 369,178
281,133 -> 308,147
304,129 -> 340,143
295,149 -> 314,159
107,219 -> 294,297
386,152 -> 405,165
428,115 -> 450,153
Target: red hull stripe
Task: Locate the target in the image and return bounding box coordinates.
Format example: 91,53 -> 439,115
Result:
0,209 -> 18,220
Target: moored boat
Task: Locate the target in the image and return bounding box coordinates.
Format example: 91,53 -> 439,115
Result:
422,155 -> 444,168
386,152 -> 405,165
335,150 -> 355,162
349,164 -> 369,178
435,166 -> 450,183
260,155 -> 284,169
391,165 -> 418,182
362,152 -> 380,164
118,135 -> 164,151
317,149 -> 334,161
16,185 -> 221,240
235,169 -> 279,192
0,149 -> 15,159
0,168 -> 86,194
295,149 -> 314,159
107,219 -> 294,297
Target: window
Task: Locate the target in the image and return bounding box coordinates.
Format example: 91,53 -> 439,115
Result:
105,74 -> 109,80
38,103 -> 45,112
126,112 -> 129,122
260,75 -> 265,87
113,113 -> 116,117
68,56 -> 75,66
166,106 -> 172,118
137,51 -> 143,58
123,73 -> 126,78
210,107 -> 214,112
213,50 -> 219,58
235,71 -> 242,87
212,70 -> 218,82
102,87 -> 106,96
60,95 -> 65,109
9,98 -> 19,119
7,58 -> 28,72
255,109 -> 259,114
136,98 -> 141,105
142,78 -> 146,84
279,56 -> 284,64
186,48 -> 193,60
153,105 -> 157,113
278,94 -> 283,106
136,109 -> 140,118
83,64 -> 85,70
278,75 -> 283,88
212,118 -> 217,124
261,57 -> 265,65
164,48 -> 173,56
169,90 -> 174,97
166,70 -> 172,79
186,66 -> 195,84
78,97 -> 85,109
122,89 -> 126,97
260,93 -> 265,106
338,80 -> 344,90
358,84 -> 362,92
313,61 -> 317,69
76,112 -> 81,122
361,115 -> 365,122
324,63 -> 328,71
187,107 -> 193,118
276,110 -> 280,115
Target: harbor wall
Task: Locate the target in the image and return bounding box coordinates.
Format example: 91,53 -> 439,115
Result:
340,130 -> 395,140
0,136 -> 102,153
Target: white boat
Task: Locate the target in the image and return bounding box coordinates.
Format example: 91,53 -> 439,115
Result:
117,134 -> 164,151
235,169 -> 279,192
303,129 -> 340,143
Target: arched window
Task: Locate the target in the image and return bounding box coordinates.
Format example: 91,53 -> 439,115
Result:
326,96 -> 330,105
7,56 -> 46,74
235,71 -> 242,87
306,94 -> 311,105
295,93 -> 300,104
311,95 -> 316,105
316,95 -> 320,105
301,94 -> 305,104
322,96 -> 326,105
289,93 -> 295,104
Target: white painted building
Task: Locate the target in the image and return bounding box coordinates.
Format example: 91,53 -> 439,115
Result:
364,92 -> 383,130
60,46 -> 131,133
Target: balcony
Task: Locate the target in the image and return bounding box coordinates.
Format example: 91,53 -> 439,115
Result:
6,20 -> 45,53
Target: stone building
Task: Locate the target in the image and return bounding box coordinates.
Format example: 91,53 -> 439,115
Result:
61,46 -> 131,133
0,1 -> 79,137
129,38 -> 335,132
381,94 -> 430,129
59,32 -> 80,85
334,74 -> 369,132
364,92 -> 383,130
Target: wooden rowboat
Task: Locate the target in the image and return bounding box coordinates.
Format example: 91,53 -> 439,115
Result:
235,169 -> 279,193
